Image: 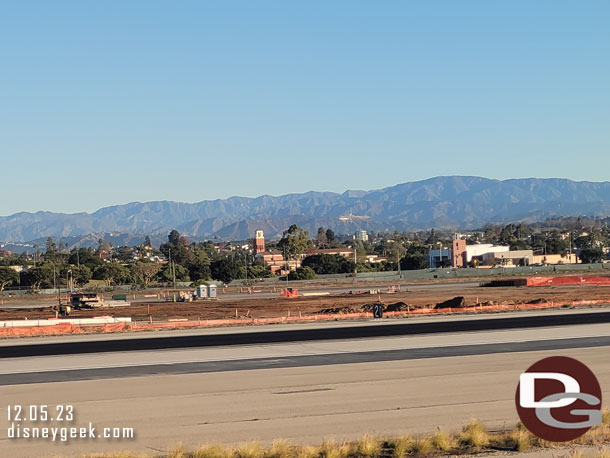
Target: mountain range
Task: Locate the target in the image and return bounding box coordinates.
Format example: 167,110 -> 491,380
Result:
2,176 -> 610,244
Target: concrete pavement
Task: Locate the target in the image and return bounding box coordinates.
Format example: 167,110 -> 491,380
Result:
1,318 -> 609,457
1,346 -> 609,457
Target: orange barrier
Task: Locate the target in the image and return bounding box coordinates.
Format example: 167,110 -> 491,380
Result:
0,323 -> 82,337
526,275 -> 610,287
280,288 -> 299,298
103,322 -> 127,332
2,299 -> 610,338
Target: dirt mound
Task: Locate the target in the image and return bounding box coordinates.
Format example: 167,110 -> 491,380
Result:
385,301 -> 409,312
527,298 -> 547,304
360,302 -> 384,312
317,306 -> 358,314
435,296 -> 468,309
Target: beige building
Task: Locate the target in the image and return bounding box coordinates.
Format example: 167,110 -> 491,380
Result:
532,253 -> 579,265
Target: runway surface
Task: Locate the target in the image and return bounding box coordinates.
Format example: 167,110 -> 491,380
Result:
2,307 -> 609,358
1,312 -> 609,457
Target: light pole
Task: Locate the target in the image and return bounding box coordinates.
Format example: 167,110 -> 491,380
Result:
51,263 -> 59,306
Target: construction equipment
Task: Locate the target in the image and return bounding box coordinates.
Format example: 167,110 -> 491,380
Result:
69,292 -> 102,309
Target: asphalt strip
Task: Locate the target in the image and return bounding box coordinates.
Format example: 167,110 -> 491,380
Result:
1,335 -> 609,386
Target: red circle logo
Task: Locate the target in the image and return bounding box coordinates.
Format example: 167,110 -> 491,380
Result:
515,356 -> 602,442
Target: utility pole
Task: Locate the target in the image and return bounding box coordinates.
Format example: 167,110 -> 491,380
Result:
168,248 -> 176,289
53,264 -> 59,306
397,254 -> 402,279
353,240 -> 358,274
172,259 -> 177,290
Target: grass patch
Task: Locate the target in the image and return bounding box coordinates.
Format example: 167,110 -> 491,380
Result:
235,443 -> 265,458
389,436 -> 413,458
354,434 -> 381,457
194,444 -> 236,458
408,438 -> 432,455
429,429 -> 454,451
68,411 -> 610,458
458,420 -> 489,450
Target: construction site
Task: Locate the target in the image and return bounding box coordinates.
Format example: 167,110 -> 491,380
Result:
2,274 -> 610,337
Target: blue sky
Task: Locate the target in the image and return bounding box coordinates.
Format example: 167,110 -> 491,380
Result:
1,1 -> 609,215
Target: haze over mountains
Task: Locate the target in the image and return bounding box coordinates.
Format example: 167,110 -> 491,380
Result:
2,176 -> 610,244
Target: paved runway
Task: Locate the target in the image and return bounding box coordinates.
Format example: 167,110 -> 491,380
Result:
1,316 -> 609,457
2,308 -> 609,358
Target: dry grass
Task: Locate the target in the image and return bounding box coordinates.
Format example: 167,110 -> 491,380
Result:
458,419 -> 490,450
567,451 -> 585,458
353,434 -> 381,458
320,440 -> 350,458
408,438 -> 432,455
389,436 -> 413,458
429,429 -> 454,451
235,443 -> 265,458
194,444 -> 236,458
70,411 -> 610,458
295,445 -> 319,458
597,447 -> 610,458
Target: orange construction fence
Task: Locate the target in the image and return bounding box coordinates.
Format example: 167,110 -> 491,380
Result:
2,298 -> 610,338
526,275 -> 610,287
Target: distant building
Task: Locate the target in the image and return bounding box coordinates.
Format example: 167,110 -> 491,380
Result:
452,239 -> 467,268
532,253 -> 579,265
364,255 -> 387,263
254,230 -> 265,254
253,230 -> 297,274
465,244 -> 510,263
257,251 -> 298,274
486,250 -> 534,267
302,248 -> 354,259
354,230 -> 369,242
428,248 -> 451,268
429,242 -> 537,268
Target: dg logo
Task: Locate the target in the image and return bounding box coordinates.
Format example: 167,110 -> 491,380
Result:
515,356 -> 603,442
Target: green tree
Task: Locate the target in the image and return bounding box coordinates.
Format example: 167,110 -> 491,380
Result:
157,263 -> 190,283
579,248 -> 604,264
131,261 -> 161,286
277,225 -> 311,260
400,254 -> 428,270
301,254 -> 355,274
45,237 -> 57,254
288,266 -> 317,280
21,263 -> 56,290
247,264 -> 273,279
354,241 -> 367,261
315,227 -> 328,247
0,267 -> 18,291
160,230 -> 193,266
94,263 -> 132,286
71,265 -> 92,286
68,248 -> 104,270
168,230 -> 181,247
186,250 -> 211,282
385,241 -> 406,265
210,258 -> 243,284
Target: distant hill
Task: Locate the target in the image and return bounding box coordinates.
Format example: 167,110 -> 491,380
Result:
2,176 -> 610,243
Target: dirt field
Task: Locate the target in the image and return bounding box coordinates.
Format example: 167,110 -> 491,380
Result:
2,283 -> 610,322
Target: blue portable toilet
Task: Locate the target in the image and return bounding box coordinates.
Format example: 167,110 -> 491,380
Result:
197,285 -> 208,298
